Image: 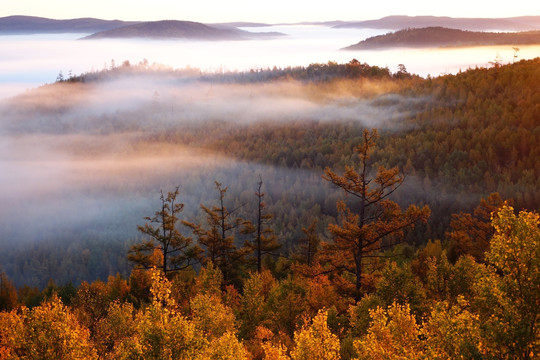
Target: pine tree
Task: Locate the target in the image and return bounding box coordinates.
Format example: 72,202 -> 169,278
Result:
322,129 -> 430,300
184,182 -> 250,285
244,176 -> 281,273
128,187 -> 201,276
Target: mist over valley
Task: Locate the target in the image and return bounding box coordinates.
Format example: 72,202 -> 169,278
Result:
0,16 -> 538,288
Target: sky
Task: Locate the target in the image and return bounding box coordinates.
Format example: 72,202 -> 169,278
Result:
1,0 -> 539,23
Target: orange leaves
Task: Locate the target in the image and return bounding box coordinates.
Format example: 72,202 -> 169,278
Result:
322,128 -> 430,299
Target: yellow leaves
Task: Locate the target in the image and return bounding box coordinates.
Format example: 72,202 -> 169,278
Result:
200,331 -> 250,360
473,204 -> 540,358
190,293 -> 237,339
0,309 -> 24,359
422,298 -> 487,359
263,342 -> 291,360
1,296 -> 97,360
354,302 -> 424,360
149,268 -> 176,310
291,309 -> 341,360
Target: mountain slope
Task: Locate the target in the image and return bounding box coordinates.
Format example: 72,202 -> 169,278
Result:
344,27 -> 540,49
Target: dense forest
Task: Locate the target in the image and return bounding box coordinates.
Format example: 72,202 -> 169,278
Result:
0,57 -> 539,358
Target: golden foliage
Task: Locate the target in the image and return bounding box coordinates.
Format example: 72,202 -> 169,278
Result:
291,309 -> 341,360
354,302 -> 424,360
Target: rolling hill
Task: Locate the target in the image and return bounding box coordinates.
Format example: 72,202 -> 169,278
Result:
0,15 -> 138,34
82,20 -> 284,40
343,27 -> 540,49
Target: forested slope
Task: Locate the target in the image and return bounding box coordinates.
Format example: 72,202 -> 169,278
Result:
0,58 -> 538,289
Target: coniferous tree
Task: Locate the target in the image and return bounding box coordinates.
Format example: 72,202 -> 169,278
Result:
184,182 -> 250,284
244,176 -> 281,273
128,187 -> 201,276
322,129 -> 430,300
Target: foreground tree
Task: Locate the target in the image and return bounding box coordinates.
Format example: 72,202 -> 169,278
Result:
474,204 -> 540,359
291,309 -> 341,360
128,187 -> 201,276
322,129 -> 430,300
355,302 -> 424,360
0,295 -> 97,359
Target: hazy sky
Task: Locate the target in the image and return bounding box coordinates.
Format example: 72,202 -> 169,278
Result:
1,0 -> 539,23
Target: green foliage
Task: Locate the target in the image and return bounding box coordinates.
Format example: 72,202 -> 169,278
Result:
194,261 -> 223,297
266,275 -> 309,340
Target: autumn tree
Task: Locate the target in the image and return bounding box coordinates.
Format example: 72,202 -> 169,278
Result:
446,192 -> 506,262
0,295 -> 98,359
184,181 -> 250,285
322,129 -> 430,300
473,204 -> 540,358
245,176 -> 281,273
128,187 -> 201,276
291,309 -> 341,360
354,302 -> 425,360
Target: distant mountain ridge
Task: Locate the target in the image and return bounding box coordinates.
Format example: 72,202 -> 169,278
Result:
0,15 -> 138,34
81,20 -> 284,40
334,15 -> 540,31
344,27 -> 540,50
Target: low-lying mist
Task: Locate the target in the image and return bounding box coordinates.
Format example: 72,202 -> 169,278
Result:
1,72 -> 420,135
3,71 -> 423,286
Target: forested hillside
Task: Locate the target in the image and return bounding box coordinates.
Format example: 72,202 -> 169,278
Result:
0,57 -> 539,358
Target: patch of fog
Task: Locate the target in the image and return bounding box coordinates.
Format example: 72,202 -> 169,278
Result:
1,76 -> 427,136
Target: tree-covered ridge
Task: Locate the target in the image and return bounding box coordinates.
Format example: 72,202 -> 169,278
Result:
344,27 -> 540,49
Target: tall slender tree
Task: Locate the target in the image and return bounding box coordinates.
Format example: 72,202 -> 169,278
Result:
128,187 -> 201,276
244,176 -> 281,273
322,129 -> 430,300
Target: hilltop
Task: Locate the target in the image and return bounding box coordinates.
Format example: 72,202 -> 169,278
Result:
344,27 -> 540,49
82,20 -> 284,40
0,15 -> 137,34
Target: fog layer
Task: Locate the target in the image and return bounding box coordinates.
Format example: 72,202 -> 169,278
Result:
2,25 -> 539,99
